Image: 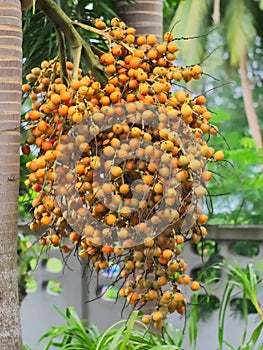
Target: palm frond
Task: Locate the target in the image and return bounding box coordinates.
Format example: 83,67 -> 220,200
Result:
169,0 -> 213,65
223,0 -> 256,67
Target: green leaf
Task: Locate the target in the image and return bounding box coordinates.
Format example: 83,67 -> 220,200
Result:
218,283 -> 235,349
170,0 -> 212,65
95,320 -> 126,350
224,0 -> 256,67
151,346 -> 181,350
118,312 -> 140,350
188,294 -> 199,349
247,322 -> 263,346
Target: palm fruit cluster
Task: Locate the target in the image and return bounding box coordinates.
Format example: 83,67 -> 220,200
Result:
22,17 -> 224,329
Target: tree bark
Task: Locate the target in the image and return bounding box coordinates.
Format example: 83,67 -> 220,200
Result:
116,0 -> 163,42
213,0 -> 220,24
0,0 -> 23,348
240,50 -> 262,148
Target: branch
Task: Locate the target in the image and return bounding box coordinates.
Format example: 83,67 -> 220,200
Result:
56,28 -> 69,85
36,0 -> 108,85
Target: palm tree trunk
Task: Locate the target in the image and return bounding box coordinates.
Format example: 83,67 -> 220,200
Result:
213,0 -> 220,24
0,0 -> 23,348
240,50 -> 262,148
116,0 -> 163,41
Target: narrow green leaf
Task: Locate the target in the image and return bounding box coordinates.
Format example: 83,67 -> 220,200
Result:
218,283 -> 235,349
223,340 -> 236,350
95,320 -> 126,350
151,346 -> 181,350
118,311 -> 140,350
22,346 -> 32,350
247,322 -> 263,346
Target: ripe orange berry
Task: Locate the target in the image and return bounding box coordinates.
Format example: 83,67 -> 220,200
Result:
43,199 -> 54,211
29,110 -> 41,120
167,42 -> 179,53
99,95 -> 111,106
153,183 -> 163,194
142,315 -> 151,325
129,56 -> 141,69
214,150 -> 224,161
103,145 -> 115,157
95,18 -> 106,29
157,275 -> 167,286
41,141 -> 53,151
138,83 -> 148,94
202,170 -> 213,181
124,34 -> 135,43
162,249 -> 172,260
105,213 -> 117,226
145,289 -> 157,301
143,174 -> 153,185
198,214 -> 208,224
45,150 -> 56,161
50,93 -> 61,105
40,215 -> 51,226
60,89 -> 71,103
111,44 -> 123,56
126,93 -> 136,102
196,95 -> 206,105
104,54 -> 115,65
50,234 -> 60,246
177,274 -> 191,285
148,49 -> 158,60
111,166 -> 122,178
175,90 -> 187,103
190,281 -> 200,291
156,43 -> 167,54
137,35 -> 146,45
70,231 -> 80,243
58,104 -> 68,116
146,34 -> 157,45
102,245 -> 113,254
152,311 -> 163,322
110,90 -> 121,103
176,170 -> 188,182
119,184 -> 130,195
131,126 -> 142,137
106,64 -> 116,74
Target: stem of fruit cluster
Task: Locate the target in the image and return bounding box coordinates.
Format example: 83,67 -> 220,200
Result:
73,22 -> 135,55
36,0 -> 108,85
55,28 -> 69,85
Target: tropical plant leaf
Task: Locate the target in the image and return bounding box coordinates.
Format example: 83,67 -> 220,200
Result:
218,282 -> 235,349
223,0 -> 256,67
151,346 -> 181,350
118,311 -> 140,350
169,0 -> 213,65
247,322 -> 263,347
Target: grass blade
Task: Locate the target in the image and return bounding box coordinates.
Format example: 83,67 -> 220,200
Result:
151,346 -> 181,350
118,311 -> 140,350
218,282 -> 235,349
247,322 -> 263,347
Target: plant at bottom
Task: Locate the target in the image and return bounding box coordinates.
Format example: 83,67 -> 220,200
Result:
218,263 -> 263,350
23,306 -> 183,350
